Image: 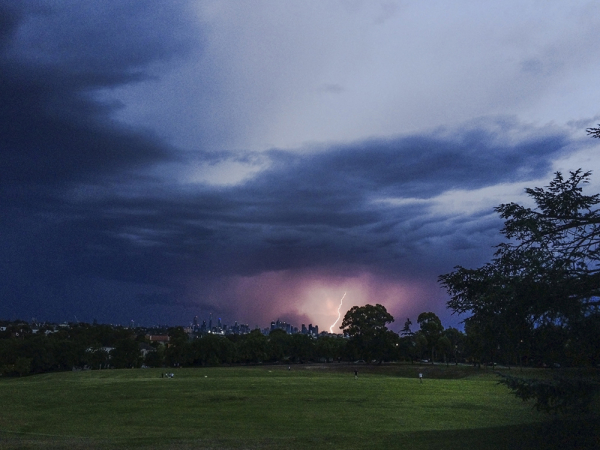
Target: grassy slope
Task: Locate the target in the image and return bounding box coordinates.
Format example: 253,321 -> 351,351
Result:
0,365 -> 597,449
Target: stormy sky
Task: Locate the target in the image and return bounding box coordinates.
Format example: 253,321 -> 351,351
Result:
2,1 -> 600,331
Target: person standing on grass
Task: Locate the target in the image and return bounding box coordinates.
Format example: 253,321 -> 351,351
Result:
419,373 -> 423,383
354,369 -> 358,380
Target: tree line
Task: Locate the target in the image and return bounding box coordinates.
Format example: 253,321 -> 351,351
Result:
3,297 -> 586,378
0,312 -> 449,377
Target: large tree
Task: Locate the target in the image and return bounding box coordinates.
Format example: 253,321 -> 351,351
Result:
439,168 -> 600,412
416,312 -> 443,363
340,304 -> 396,363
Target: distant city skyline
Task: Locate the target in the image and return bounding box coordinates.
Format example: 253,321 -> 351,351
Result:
1,314 -> 328,338
188,315 -> 324,337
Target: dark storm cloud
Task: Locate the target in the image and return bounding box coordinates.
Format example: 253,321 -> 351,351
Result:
0,0 -> 200,321
261,122 -> 566,203
0,1 -> 197,189
34,120 -> 569,289
0,118 -> 573,324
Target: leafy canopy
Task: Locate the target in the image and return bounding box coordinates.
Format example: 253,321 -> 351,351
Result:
440,169 -> 600,327
340,304 -> 395,363
340,304 -> 394,337
439,167 -> 600,413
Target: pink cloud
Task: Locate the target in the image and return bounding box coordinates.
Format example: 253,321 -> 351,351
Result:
185,267 -> 453,332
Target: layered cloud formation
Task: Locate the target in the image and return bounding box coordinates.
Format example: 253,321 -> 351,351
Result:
2,1 -> 600,330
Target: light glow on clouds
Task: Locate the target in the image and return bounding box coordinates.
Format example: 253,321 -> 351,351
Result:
185,160 -> 270,186
374,180 -> 544,219
187,270 -> 433,332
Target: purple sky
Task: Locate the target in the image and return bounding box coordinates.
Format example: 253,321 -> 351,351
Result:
2,1 -> 600,331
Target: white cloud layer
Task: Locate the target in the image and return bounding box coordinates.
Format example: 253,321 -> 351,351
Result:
104,1 -> 600,156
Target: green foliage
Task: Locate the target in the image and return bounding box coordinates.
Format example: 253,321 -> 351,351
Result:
440,166 -> 600,411
111,337 -> 141,368
314,335 -> 345,361
437,335 -> 451,364
341,304 -> 396,362
267,329 -> 290,362
288,333 -> 314,362
417,312 -> 443,363
236,329 -> 268,363
443,327 -> 466,365
497,373 -> 600,414
440,170 -> 600,332
341,304 -> 394,336
143,344 -> 165,367
188,334 -> 235,365
85,345 -> 110,370
13,357 -> 32,377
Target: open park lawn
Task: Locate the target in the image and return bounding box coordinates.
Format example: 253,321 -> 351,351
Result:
0,364 -> 598,449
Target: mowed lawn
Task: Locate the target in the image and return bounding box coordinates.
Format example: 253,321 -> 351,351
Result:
0,365 -> 598,449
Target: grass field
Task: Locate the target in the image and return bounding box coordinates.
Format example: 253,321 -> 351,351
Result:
0,364 -> 598,449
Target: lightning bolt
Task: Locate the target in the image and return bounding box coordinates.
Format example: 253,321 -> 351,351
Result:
329,292 -> 347,333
